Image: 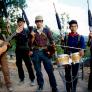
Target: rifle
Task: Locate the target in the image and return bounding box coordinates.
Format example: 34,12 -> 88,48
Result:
21,8 -> 32,31
53,3 -> 62,35
87,0 -> 92,32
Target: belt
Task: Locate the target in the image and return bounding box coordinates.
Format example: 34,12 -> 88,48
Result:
32,46 -> 47,51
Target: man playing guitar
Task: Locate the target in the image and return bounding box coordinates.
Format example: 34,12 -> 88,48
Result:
0,28 -> 13,92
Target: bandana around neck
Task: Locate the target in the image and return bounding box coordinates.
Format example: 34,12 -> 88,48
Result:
69,32 -> 79,37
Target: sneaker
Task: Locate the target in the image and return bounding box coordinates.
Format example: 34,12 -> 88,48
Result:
52,87 -> 59,92
30,80 -> 35,86
36,86 -> 43,92
18,80 -> 24,85
7,86 -> 14,92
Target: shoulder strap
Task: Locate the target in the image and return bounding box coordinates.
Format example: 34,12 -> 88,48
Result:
43,27 -> 49,35
65,35 -> 81,46
65,35 -> 69,46
77,35 -> 81,47
78,35 -> 81,42
42,27 -> 49,38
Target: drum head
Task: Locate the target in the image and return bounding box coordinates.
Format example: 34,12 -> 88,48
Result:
71,52 -> 80,64
57,54 -> 69,65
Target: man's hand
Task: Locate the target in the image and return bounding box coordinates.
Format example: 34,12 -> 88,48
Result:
89,31 -> 92,39
29,51 -> 33,56
4,42 -> 11,48
79,49 -> 84,57
16,25 -> 24,33
31,31 -> 35,37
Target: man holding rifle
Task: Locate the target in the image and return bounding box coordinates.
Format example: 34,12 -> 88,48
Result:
14,18 -> 35,86
29,15 -> 58,92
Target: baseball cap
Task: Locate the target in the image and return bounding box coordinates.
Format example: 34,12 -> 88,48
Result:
35,15 -> 43,21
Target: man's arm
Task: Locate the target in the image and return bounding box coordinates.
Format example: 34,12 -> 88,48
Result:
79,36 -> 86,57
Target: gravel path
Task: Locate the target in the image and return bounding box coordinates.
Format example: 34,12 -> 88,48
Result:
0,56 -> 90,92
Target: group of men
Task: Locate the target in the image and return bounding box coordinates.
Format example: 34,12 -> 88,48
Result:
0,15 -> 92,92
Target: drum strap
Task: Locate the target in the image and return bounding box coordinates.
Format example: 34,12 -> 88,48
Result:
65,35 -> 68,46
77,35 -> 81,48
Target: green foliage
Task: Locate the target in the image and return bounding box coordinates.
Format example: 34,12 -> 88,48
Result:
7,0 -> 27,33
56,46 -> 64,55
9,39 -> 16,51
84,46 -> 90,58
0,17 -> 6,30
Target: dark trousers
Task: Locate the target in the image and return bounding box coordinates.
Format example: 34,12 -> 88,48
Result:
65,63 -> 79,92
88,48 -> 92,90
31,50 -> 57,88
15,49 -> 35,81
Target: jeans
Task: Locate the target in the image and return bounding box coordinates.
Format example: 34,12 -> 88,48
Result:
31,50 -> 57,88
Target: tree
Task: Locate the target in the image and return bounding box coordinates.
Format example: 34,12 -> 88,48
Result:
0,0 -> 27,55
60,12 -> 70,34
0,0 -> 26,33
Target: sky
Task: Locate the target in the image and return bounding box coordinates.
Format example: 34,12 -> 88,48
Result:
24,0 -> 92,36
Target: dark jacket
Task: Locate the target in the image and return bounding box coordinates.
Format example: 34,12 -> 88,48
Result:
28,27 -> 54,48
14,28 -> 30,51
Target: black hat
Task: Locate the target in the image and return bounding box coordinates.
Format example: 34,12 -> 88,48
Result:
17,18 -> 25,23
69,20 -> 78,25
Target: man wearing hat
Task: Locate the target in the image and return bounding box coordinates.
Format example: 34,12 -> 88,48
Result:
29,15 -> 58,92
61,20 -> 85,92
14,18 -> 35,85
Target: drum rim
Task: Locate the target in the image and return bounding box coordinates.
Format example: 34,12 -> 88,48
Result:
71,52 -> 80,55
58,54 -> 69,57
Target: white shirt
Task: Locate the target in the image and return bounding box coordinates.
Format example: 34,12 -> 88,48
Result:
37,27 -> 43,35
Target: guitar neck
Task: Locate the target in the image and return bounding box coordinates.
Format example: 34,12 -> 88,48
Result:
0,32 -> 16,47
0,40 -> 4,47
5,32 -> 16,42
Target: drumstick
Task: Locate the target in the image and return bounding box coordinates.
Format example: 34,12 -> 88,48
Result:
56,45 -> 85,50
